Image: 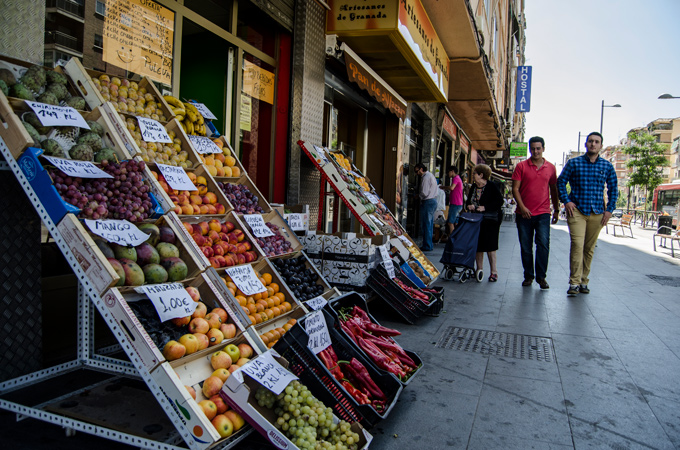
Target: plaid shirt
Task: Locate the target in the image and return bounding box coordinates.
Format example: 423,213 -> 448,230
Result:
557,154 -> 618,214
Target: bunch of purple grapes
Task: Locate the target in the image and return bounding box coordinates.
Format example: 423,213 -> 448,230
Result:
50,160 -> 155,222
217,182 -> 264,214
255,222 -> 292,257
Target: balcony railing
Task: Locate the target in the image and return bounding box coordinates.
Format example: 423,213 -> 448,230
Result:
46,0 -> 84,18
44,31 -> 80,52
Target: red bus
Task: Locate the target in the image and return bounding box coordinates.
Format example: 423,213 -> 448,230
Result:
653,181 -> 680,226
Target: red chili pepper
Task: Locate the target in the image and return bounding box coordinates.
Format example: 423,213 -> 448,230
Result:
319,347 -> 344,381
356,336 -> 407,379
341,380 -> 370,405
364,321 -> 402,337
364,335 -> 417,369
351,305 -> 371,323
345,357 -> 386,400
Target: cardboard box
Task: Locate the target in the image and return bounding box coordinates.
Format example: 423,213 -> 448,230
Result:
317,260 -> 376,286
299,231 -> 328,257
242,210 -> 303,258
221,351 -> 372,450
268,250 -> 332,302
323,233 -> 386,264
211,136 -> 246,179
217,174 -> 271,214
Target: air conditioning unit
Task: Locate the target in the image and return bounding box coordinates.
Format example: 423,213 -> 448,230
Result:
485,150 -> 504,159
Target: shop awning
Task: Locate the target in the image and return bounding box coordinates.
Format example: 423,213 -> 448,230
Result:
326,0 -> 449,103
421,0 -> 507,153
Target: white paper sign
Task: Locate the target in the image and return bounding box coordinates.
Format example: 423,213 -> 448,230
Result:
379,244 -> 396,279
188,135 -> 222,154
371,215 -> 384,226
286,213 -> 307,231
305,310 -> 331,354
25,101 -> 90,128
305,296 -> 327,311
137,117 -> 172,143
85,219 -> 150,246
134,283 -> 197,322
156,163 -> 196,191
365,192 -> 380,204
240,350 -> 298,394
43,155 -> 114,179
243,214 -> 275,237
225,265 -> 267,296
398,235 -> 413,247
190,102 -> 217,120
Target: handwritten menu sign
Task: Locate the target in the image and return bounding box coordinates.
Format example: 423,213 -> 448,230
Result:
243,60 -> 275,105
43,155 -> 114,179
286,213 -> 307,231
137,117 -> 172,143
25,101 -> 90,128
187,135 -> 221,154
85,219 -> 150,246
364,192 -> 380,204
305,311 -> 331,354
379,244 -> 396,279
102,0 -> 175,85
243,214 -> 275,237
398,235 -> 413,247
190,102 -> 217,120
134,283 -> 197,322
241,350 -> 298,394
225,265 -> 267,296
305,296 -> 327,311
156,163 -> 195,191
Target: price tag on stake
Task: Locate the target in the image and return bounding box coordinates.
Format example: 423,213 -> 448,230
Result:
42,155 -> 113,179
305,296 -> 327,311
286,213 -> 306,231
398,235 -> 413,247
305,310 -> 331,354
379,244 -> 396,279
187,135 -> 222,154
134,283 -> 197,322
85,219 -> 150,246
190,102 -> 217,120
225,265 -> 267,296
156,163 -> 196,191
26,101 -> 90,128
240,350 -> 298,394
137,117 -> 172,143
243,214 -> 275,237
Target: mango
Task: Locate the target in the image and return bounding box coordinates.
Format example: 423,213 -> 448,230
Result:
156,242 -> 179,259
137,223 -> 160,246
159,226 -> 176,244
107,258 -> 125,286
135,242 -> 160,266
161,257 -> 188,282
143,263 -> 168,284
95,239 -> 115,259
120,258 -> 144,286
112,243 -> 137,261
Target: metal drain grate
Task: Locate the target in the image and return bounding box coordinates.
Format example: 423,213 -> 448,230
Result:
436,327 -> 554,362
646,275 -> 680,287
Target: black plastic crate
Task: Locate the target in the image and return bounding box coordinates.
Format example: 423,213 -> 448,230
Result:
368,264 -> 436,323
376,263 -> 437,312
272,310 -> 403,428
422,286 -> 444,317
325,291 -> 423,385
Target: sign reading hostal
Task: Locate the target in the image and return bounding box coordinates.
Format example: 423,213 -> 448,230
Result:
102,0 -> 174,85
515,66 -> 532,112
510,142 -> 528,158
326,0 -> 449,103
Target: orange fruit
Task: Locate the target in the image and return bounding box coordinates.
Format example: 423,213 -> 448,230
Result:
262,273 -> 273,285
270,330 -> 281,341
259,312 -> 268,323
266,287 -> 275,298
272,295 -> 282,307
276,327 -> 286,336
235,295 -> 247,306
269,283 -> 279,294
264,308 -> 274,318
271,306 -> 281,317
267,341 -> 275,348
227,282 -> 237,291
261,334 -> 270,345
283,323 -> 293,331
253,292 -> 263,301
248,315 -> 256,325
246,296 -> 254,304
228,287 -> 236,296
254,314 -> 262,324
275,292 -> 286,303
266,298 -> 275,308
255,303 -> 265,313
287,318 -> 297,326
247,303 -> 257,314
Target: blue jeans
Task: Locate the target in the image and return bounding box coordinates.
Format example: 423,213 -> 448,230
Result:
516,213 -> 551,280
419,198 -> 438,251
447,204 -> 463,225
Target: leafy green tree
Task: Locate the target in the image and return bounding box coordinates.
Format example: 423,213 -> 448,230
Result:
621,130 -> 669,211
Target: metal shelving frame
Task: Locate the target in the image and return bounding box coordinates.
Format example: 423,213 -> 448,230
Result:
0,140 -> 252,450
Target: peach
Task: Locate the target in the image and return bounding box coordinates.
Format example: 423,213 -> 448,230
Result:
215,255 -> 226,267
208,257 -> 221,269
202,376 -> 224,398
174,205 -> 182,214
208,219 -> 222,232
215,204 -> 226,214
188,317 -> 210,334
232,229 -> 245,242
181,205 -> 194,215
190,194 -> 203,205
206,204 -> 218,214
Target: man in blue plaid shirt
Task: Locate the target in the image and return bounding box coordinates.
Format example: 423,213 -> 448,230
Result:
557,132 -> 618,296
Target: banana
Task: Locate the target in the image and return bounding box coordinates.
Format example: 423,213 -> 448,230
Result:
171,106 -> 186,116
184,118 -> 194,135
175,114 -> 185,122
184,104 -> 198,123
179,120 -> 187,133
163,95 -> 184,109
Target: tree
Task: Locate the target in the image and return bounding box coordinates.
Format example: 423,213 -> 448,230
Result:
621,130 -> 669,211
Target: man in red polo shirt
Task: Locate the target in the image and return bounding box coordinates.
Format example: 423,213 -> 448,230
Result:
512,136 -> 559,289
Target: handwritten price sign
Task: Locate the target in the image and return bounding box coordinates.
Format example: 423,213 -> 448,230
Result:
225,264 -> 266,296
241,350 -> 298,394
190,102 -> 217,120
379,244 -> 396,279
134,283 -> 197,322
43,155 -> 113,179
85,219 -> 150,246
305,295 -> 327,311
26,101 -> 90,128
398,235 -> 413,247
285,213 -> 307,231
137,117 -> 172,143
187,135 -> 222,154
364,192 -> 380,204
305,311 -> 331,354
243,214 -> 275,237
156,163 -> 196,191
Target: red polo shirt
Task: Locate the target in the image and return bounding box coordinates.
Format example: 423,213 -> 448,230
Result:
512,158 -> 557,215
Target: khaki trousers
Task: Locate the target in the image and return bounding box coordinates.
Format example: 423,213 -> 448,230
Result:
566,210 -> 603,285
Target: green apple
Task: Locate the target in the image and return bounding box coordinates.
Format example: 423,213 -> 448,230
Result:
224,344 -> 240,363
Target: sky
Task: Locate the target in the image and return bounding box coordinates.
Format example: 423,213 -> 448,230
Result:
523,0 -> 680,170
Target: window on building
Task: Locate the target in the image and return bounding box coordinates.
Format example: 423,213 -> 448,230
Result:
94,33 -> 103,52
95,0 -> 106,17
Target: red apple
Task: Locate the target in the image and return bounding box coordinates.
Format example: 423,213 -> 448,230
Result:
224,410 -> 245,431
237,343 -> 253,359
205,312 -> 223,329
207,328 -> 224,346
211,414 -> 233,438
179,334 -> 200,354
220,323 -> 237,339
162,340 -> 186,361
210,394 -> 229,414
191,302 -> 207,319
186,286 -> 201,302
193,333 -> 209,350
188,317 -> 210,334
211,308 -> 228,323
186,385 -> 196,400
211,368 -> 230,383
202,376 -> 224,398
211,350 -> 233,370
171,315 -> 191,327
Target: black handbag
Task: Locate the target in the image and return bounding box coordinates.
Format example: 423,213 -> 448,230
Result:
483,211 -> 499,222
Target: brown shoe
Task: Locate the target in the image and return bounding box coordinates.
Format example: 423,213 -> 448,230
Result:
522,278 -> 534,286
537,278 -> 550,290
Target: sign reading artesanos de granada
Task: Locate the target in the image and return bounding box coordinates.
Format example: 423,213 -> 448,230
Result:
327,0 -> 449,101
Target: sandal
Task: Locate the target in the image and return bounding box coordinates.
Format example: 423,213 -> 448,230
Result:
488,273 -> 498,282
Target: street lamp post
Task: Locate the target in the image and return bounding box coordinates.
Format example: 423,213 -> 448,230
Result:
600,100 -> 621,135
576,131 -> 588,155
658,93 -> 680,99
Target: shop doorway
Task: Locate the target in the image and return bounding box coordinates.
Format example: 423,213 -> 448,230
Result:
406,112 -> 425,238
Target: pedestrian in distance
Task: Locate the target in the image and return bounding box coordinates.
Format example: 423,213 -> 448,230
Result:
465,164 -> 504,282
414,162 -> 438,252
557,131 -> 618,296
440,166 -> 464,236
512,136 -> 559,289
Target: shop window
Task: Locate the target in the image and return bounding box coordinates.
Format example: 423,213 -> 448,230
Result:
184,1 -> 232,32
237,1 -> 276,57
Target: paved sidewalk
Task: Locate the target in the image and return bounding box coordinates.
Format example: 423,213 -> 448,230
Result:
367,218 -> 680,449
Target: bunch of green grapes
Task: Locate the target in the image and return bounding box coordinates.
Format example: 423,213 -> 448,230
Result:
256,380 -> 361,450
